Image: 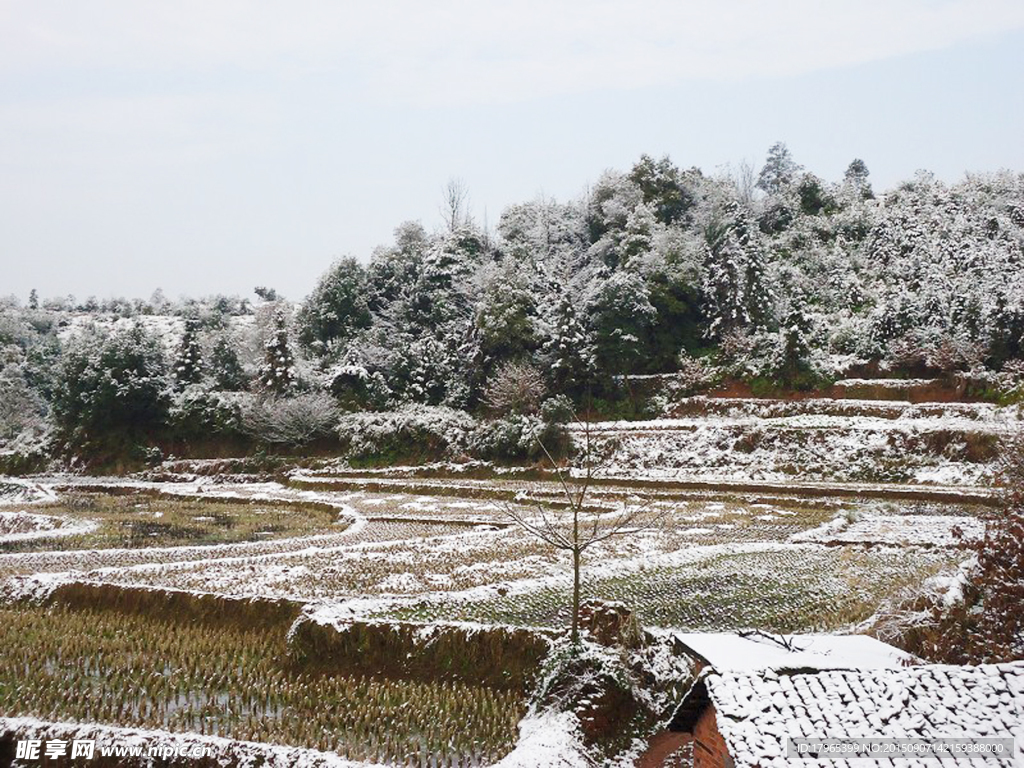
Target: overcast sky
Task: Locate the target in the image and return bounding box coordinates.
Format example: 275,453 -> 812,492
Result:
2,1 -> 1023,303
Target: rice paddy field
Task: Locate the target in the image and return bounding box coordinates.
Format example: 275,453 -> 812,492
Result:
0,604 -> 523,765
0,443 -> 994,764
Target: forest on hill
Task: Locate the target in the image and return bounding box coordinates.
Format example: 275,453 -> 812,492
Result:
1,145 -> 1023,468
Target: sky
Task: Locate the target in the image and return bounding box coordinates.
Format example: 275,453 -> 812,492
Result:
2,1 -> 1023,303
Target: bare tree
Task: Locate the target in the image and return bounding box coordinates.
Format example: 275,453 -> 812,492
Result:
483,360 -> 546,415
440,177 -> 470,232
501,418 -> 668,645
735,158 -> 758,204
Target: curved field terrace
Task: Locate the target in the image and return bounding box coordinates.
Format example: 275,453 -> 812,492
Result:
0,398 -> 1010,765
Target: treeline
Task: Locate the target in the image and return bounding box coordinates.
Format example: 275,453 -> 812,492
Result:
1,145 -> 1023,468
298,146 -> 1024,406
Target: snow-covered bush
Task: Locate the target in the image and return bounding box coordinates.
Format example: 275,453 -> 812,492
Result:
527,631 -> 694,759
673,352 -> 718,395
470,414 -> 546,461
241,392 -> 340,447
327,360 -> 393,411
0,427 -> 51,474
994,359 -> 1024,402
336,405 -> 477,462
167,385 -> 248,442
469,404 -> 571,462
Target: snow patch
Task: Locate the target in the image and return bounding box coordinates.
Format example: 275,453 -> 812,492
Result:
491,711 -> 589,768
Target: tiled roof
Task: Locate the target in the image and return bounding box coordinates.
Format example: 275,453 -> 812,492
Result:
673,632 -> 914,671
672,662 -> 1024,767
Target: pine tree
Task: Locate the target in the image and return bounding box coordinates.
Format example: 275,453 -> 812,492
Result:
540,289 -> 590,395
702,202 -> 773,338
210,335 -> 246,391
259,310 -> 296,395
701,234 -> 745,339
734,205 -> 773,330
777,296 -> 814,386
173,319 -> 204,388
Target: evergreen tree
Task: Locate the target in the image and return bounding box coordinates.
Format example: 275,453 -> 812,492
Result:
173,319 -> 204,388
259,310 -> 296,395
756,142 -> 802,196
473,263 -> 540,372
586,271 -> 657,380
297,257 -> 371,357
210,335 -> 246,391
776,295 -> 814,385
843,158 -> 873,199
628,154 -> 695,224
540,289 -> 591,395
52,323 -> 169,452
702,233 -> 745,339
702,202 -> 773,338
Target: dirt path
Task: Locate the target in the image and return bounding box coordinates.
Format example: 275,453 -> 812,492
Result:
290,470 -> 1002,507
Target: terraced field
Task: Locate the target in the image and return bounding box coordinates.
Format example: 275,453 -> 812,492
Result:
3,474 -> 983,632
0,394 -> 1012,765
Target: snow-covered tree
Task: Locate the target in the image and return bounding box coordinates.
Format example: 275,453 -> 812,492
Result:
539,288 -> 591,395
258,310 -> 297,395
586,270 -> 657,379
52,322 -> 169,452
209,334 -> 247,391
843,158 -> 873,199
473,262 -> 540,372
173,318 -> 204,388
297,256 -> 371,357
628,154 -> 696,225
756,142 -> 802,196
775,295 -> 815,386
702,202 -> 773,339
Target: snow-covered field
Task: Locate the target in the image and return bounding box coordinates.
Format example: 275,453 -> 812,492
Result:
2,474 -> 980,631
0,395 -> 1014,765
0,510 -> 97,543
582,397 -> 1020,486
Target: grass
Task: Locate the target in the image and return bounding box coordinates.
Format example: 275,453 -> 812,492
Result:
0,604 -> 524,766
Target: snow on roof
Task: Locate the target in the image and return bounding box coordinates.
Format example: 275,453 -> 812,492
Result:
672,662 -> 1024,767
674,632 -> 915,672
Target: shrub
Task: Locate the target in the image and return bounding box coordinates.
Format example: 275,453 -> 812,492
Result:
0,428 -> 50,474
336,405 -> 477,463
241,392 -> 340,447
469,411 -> 570,462
167,386 -> 247,442
673,352 -> 717,395
483,360 -> 546,415
327,362 -> 393,411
